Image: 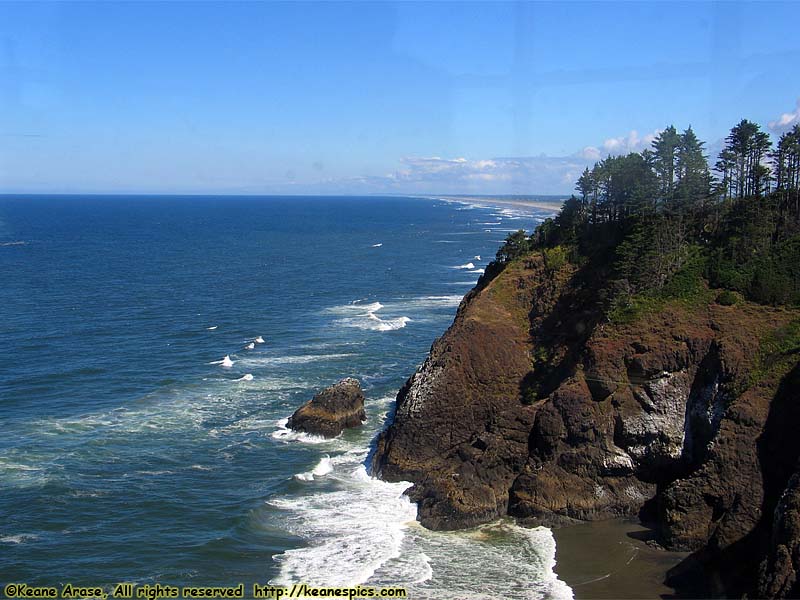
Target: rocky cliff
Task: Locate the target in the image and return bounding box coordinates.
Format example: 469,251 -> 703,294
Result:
372,254 -> 800,597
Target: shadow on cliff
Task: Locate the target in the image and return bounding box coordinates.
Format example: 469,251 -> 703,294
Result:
664,362 -> 800,598
520,253 -> 612,402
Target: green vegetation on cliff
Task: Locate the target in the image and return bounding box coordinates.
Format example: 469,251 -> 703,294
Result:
493,120 -> 800,317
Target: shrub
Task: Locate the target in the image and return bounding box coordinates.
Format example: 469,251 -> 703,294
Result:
496,230 -> 531,263
716,290 -> 740,306
542,245 -> 568,273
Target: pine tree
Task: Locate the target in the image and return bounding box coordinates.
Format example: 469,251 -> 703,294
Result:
722,119 -> 772,199
651,125 -> 681,203
675,126 -> 711,210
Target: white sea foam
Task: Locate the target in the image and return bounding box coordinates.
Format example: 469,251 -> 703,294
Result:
268,451 -> 417,587
0,533 -> 39,544
468,268 -> 485,274
392,295 -> 463,309
207,325 -> 218,330
312,455 -> 334,476
209,355 -> 234,367
28,373 -> 307,443
236,374 -> 254,381
474,255 -> 481,260
295,455 -> 335,481
371,243 -> 383,247
0,456 -> 49,487
245,342 -> 255,350
370,519 -> 571,599
453,262 -> 475,270
271,418 -> 338,445
267,447 -> 571,599
239,353 -> 356,367
327,302 -> 411,332
255,336 -> 265,344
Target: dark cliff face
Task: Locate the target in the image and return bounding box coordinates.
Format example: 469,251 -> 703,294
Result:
372,254 -> 800,597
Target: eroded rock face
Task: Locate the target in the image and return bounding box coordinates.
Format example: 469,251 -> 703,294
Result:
759,466 -> 800,598
372,261 -> 545,530
288,378 -> 366,438
372,254 -> 800,597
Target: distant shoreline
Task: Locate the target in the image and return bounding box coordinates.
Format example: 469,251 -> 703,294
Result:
434,195 -> 565,214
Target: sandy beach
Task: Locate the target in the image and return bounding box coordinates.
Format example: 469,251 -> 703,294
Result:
552,519 -> 690,599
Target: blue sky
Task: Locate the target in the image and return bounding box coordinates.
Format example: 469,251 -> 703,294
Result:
1,1 -> 799,195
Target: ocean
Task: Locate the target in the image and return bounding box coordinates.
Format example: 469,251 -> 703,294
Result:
0,195 -> 571,599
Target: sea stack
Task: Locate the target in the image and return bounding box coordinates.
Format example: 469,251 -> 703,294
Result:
288,378 -> 367,438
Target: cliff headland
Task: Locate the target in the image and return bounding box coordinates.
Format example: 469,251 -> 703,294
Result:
374,119 -> 800,597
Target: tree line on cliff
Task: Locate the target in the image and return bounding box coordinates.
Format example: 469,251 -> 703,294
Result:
495,119 -> 800,312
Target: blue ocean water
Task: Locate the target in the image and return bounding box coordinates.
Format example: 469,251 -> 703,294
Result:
0,195 -> 570,599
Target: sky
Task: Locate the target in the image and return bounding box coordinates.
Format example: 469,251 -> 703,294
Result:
1,1 -> 799,196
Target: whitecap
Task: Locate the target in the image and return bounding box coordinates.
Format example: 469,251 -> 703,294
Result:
271,418 -> 338,445
371,243 -> 383,248
295,455 -> 334,481
255,336 -> 265,344
0,533 -> 39,544
468,268 -> 485,274
390,296 -> 463,309
209,355 -> 234,367
239,353 -> 356,367
236,374 -> 254,382
245,342 -> 255,350
207,325 -> 218,330
452,262 -> 475,270
312,455 -> 334,476
327,302 -> 410,332
474,255 -> 481,260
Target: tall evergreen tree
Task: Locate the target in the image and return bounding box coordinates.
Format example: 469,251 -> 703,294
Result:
675,126 -> 711,209
722,119 -> 772,199
651,125 -> 681,202
773,125 -> 800,193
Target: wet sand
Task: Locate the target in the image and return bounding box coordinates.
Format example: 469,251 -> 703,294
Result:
552,519 -> 689,599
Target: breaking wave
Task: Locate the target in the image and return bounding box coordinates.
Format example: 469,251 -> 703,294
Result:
327,302 -> 411,332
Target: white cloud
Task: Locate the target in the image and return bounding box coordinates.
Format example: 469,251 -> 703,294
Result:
769,98 -> 800,132
268,127 -> 668,195
580,146 -> 602,160
601,129 -> 660,155
381,155 -> 590,194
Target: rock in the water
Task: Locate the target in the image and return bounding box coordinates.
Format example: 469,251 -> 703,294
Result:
287,378 -> 366,438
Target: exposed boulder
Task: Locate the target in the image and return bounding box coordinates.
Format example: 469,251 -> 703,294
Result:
288,378 -> 366,438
